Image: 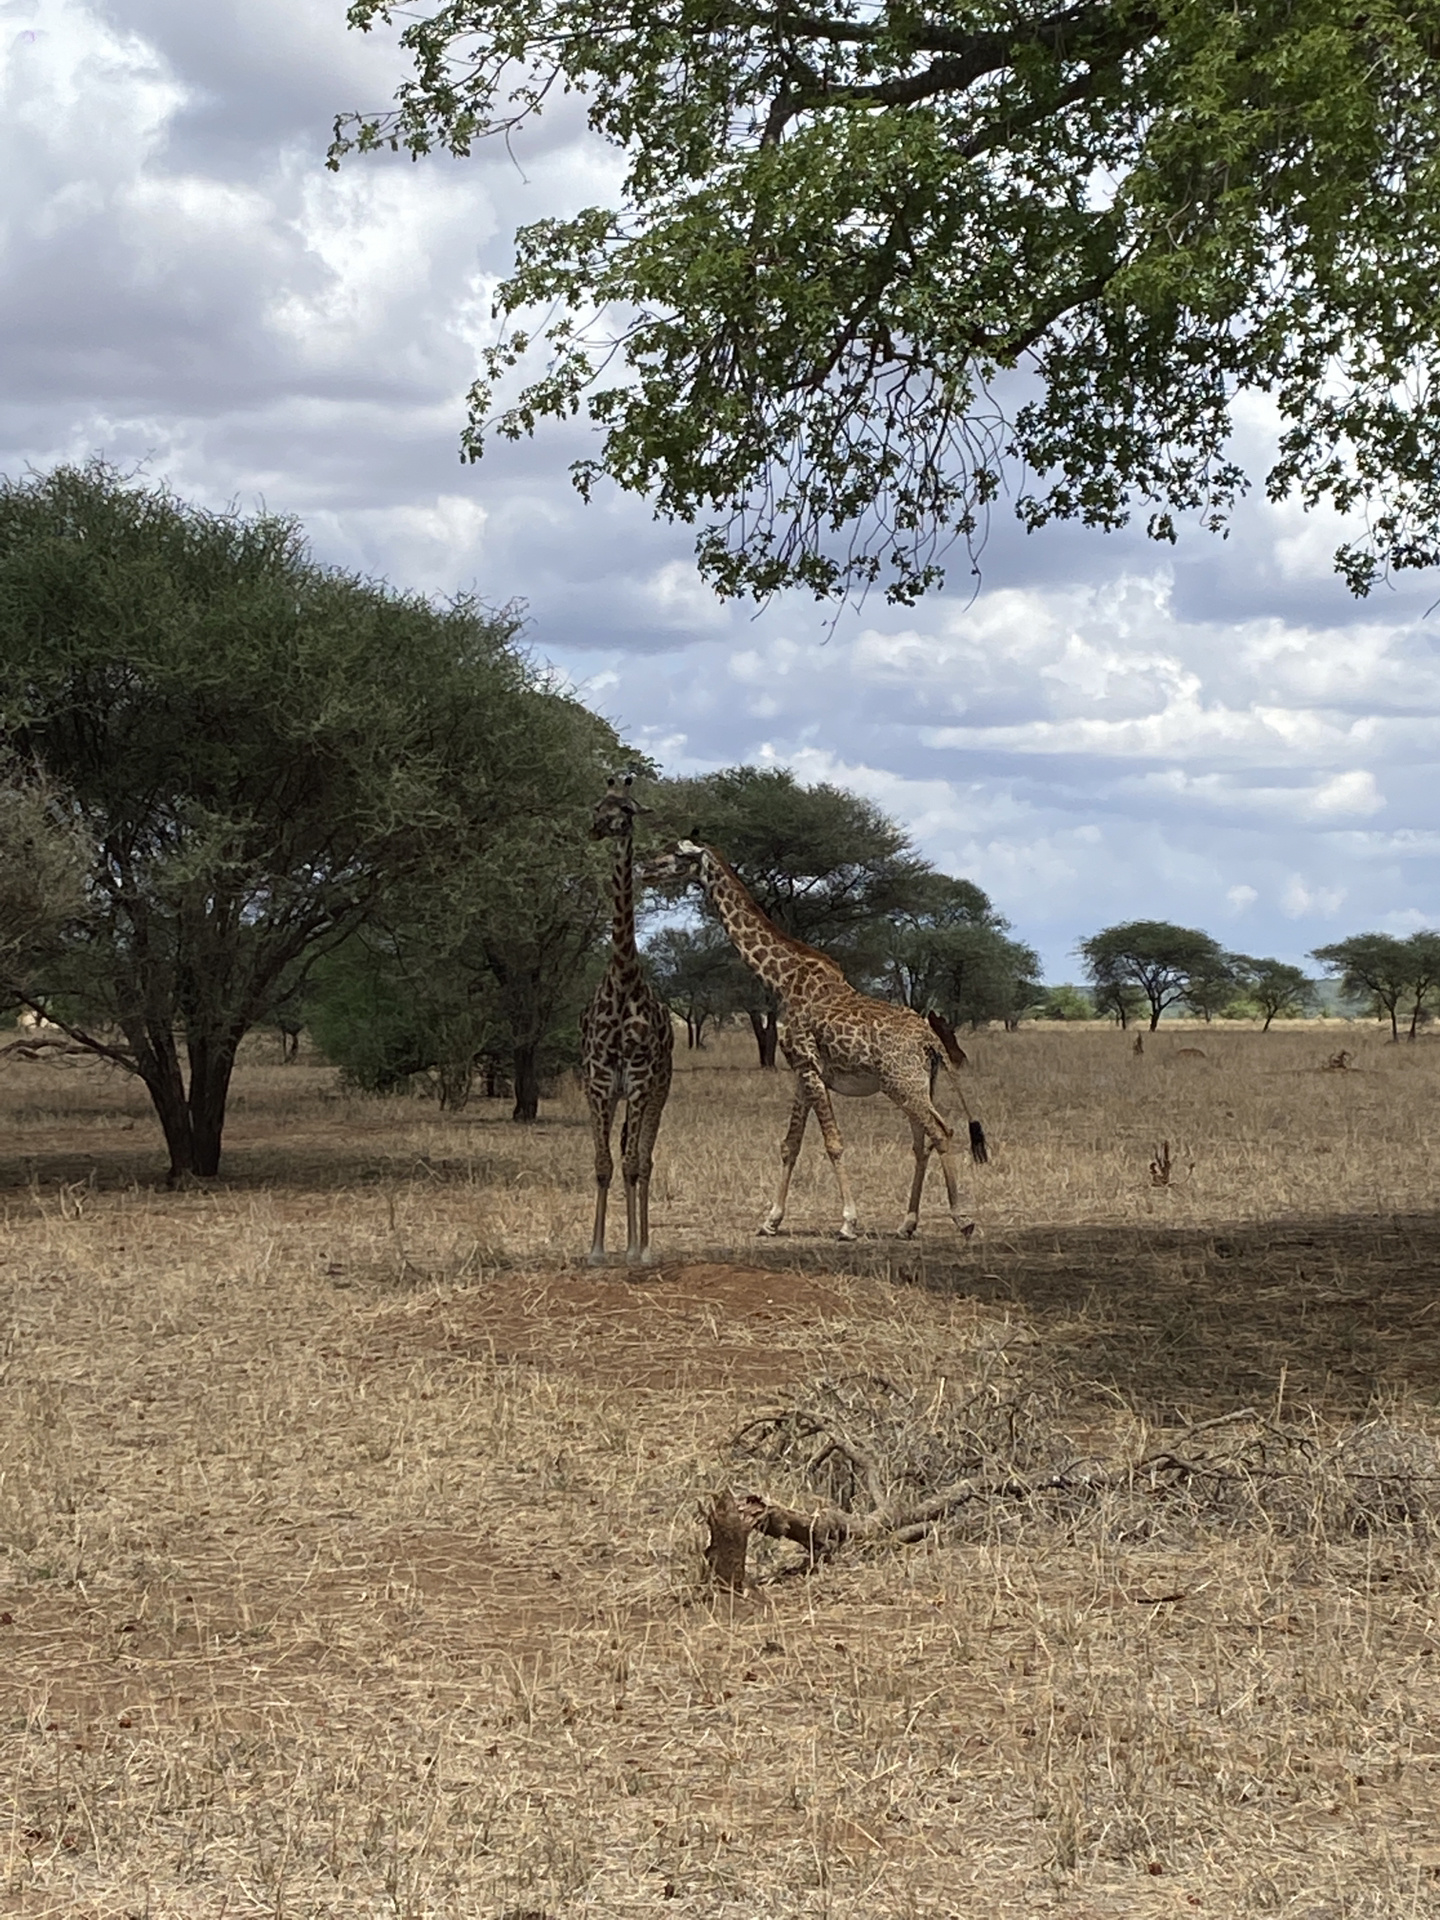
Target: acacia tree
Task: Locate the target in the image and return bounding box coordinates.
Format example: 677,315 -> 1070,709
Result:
654,766 -> 930,1063
1182,949 -> 1243,1024
1078,921 -> 1228,1031
340,0 -> 1440,604
1091,977 -> 1147,1029
1230,956 -> 1317,1030
0,464 -> 601,1178
878,874 -> 1041,1028
1313,932 -> 1440,1040
309,818 -> 611,1118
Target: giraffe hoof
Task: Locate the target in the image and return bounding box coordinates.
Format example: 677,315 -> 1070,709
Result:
756,1221 -> 781,1238
897,1222 -> 918,1240
586,1249 -> 607,1267
955,1220 -> 977,1239
837,1226 -> 860,1243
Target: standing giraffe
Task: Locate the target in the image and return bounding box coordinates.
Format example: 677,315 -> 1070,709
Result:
642,839 -> 987,1241
580,778 -> 674,1265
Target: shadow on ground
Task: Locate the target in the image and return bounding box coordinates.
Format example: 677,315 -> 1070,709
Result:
732,1213 -> 1440,1420
6,1127 -> 1438,1421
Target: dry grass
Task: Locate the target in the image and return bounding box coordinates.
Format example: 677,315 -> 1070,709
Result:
1,1022 -> 1438,1917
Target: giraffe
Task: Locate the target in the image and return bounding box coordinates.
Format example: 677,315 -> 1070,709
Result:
580,777 -> 674,1265
641,839 -> 987,1241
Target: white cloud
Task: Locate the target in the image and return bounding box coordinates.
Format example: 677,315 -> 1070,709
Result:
1282,877 -> 1348,920
637,559 -> 730,632
1309,769 -> 1384,817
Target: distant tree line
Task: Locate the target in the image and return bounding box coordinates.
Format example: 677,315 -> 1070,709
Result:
1072,921 -> 1440,1037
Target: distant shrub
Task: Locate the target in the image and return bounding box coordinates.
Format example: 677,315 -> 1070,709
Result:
1035,984 -> 1094,1021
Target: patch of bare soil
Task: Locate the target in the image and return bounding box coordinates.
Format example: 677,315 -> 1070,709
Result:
370,1261 -> 854,1392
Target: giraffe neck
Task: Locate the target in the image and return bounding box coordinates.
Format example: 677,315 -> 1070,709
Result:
610,828 -> 639,963
699,850 -> 820,1003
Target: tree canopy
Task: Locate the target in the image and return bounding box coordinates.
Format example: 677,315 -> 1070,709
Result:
0,463 -> 621,1176
876,873 -> 1041,1028
1230,955 -> 1317,1029
1077,920 -> 1230,1030
1312,932 -> 1440,1040
307,709 -> 619,1119
645,922 -> 739,1049
340,0 -> 1440,602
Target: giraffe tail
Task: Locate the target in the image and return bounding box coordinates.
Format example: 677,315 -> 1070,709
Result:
925,1009 -> 968,1069
926,1011 -> 990,1164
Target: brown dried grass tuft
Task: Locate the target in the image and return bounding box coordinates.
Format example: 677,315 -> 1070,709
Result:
0,1021 -> 1438,1916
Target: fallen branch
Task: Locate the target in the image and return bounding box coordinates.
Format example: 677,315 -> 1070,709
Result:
704,1395 -> 1435,1591
704,1467 -> 1084,1591
0,1034 -> 100,1062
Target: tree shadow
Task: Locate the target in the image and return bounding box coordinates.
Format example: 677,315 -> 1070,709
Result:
739,1212 -> 1440,1419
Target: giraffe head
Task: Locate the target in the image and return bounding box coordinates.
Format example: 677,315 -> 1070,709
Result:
635,836 -> 708,889
590,773 -> 645,842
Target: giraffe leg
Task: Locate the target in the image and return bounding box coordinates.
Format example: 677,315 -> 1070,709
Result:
899,1117 -> 930,1238
778,1063 -> 857,1240
627,1080 -> 670,1265
759,1082 -> 810,1235
886,1067 -> 973,1236
917,1100 -> 969,1231
814,1084 -> 860,1240
587,1092 -> 618,1265
619,1107 -> 641,1263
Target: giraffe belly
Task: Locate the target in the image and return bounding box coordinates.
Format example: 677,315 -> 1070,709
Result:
822,1066 -> 882,1098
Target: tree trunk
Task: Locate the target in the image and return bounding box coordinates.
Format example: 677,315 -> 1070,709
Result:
136,1027 -> 239,1181
185,1032 -> 238,1178
142,1057 -> 199,1183
512,1041 -> 541,1121
748,1008 -> 779,1068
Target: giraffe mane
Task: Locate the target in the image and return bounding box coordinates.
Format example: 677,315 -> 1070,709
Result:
700,845 -> 845,976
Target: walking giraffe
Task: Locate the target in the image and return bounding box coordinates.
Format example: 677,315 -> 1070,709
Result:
580,777 -> 674,1265
641,838 -> 987,1241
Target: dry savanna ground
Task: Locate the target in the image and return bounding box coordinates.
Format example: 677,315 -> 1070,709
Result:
2,1022 -> 1439,1918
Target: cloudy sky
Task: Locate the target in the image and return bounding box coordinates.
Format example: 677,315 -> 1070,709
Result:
4,0 -> 1439,977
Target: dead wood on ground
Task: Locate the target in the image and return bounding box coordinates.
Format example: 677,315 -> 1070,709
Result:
704,1386 -> 1440,1591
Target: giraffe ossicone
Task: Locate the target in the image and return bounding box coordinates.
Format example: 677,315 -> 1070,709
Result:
579,777 -> 674,1266
641,839 -> 987,1242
